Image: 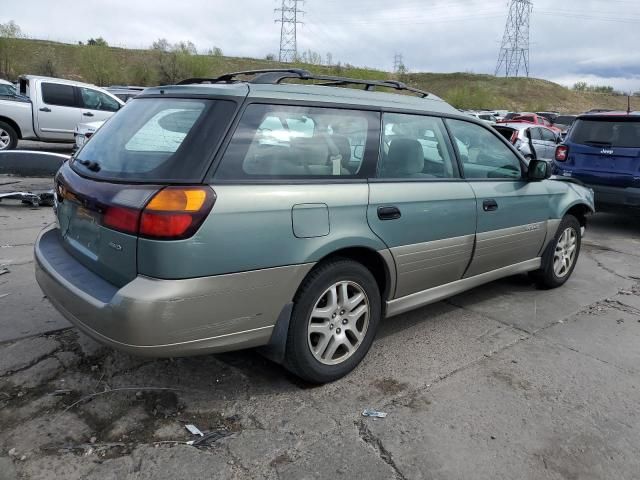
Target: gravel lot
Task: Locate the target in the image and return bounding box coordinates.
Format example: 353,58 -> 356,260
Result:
0,175 -> 639,479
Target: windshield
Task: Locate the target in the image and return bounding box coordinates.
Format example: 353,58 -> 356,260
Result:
73,97 -> 236,182
554,116 -> 576,126
0,83 -> 16,96
570,118 -> 640,148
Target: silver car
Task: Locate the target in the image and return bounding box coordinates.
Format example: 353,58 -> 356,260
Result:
494,123 -> 559,163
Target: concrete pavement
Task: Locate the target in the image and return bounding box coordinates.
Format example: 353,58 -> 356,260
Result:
0,176 -> 638,479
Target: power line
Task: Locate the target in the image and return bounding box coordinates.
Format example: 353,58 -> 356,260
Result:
495,0 -> 533,78
275,0 -> 305,62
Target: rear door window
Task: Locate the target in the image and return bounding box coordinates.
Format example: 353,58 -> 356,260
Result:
540,128 -> 556,142
73,98 -> 236,182
42,83 -> 77,107
530,128 -> 542,140
447,119 -> 522,179
378,113 -> 458,179
214,104 -> 379,180
570,119 -> 640,148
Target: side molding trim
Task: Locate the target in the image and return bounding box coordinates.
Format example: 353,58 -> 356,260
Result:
385,258 -> 541,318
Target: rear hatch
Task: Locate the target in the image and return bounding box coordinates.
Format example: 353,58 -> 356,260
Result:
564,116 -> 640,188
494,126 -> 517,144
56,96 -> 237,287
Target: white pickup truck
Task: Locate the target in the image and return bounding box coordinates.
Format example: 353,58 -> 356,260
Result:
0,75 -> 124,150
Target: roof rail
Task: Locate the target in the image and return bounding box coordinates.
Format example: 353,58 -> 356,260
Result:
177,68 -> 430,98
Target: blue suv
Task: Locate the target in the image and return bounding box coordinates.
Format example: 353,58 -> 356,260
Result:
553,112 -> 640,209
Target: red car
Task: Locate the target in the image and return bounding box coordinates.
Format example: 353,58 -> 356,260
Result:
498,113 -> 562,134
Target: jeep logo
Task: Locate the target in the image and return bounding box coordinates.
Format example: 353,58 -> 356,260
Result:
601,149 -> 614,155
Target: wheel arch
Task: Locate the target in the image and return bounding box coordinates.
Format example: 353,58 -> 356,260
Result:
564,201 -> 594,228
259,245 -> 395,366
309,246 -> 395,303
0,116 -> 23,139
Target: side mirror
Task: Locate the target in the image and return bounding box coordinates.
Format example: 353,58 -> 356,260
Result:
528,159 -> 551,181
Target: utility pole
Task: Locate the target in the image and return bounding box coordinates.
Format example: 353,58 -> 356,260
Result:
275,0 -> 304,63
393,53 -> 403,73
495,0 -> 532,77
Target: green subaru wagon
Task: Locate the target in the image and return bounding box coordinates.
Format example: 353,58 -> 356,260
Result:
35,69 -> 595,383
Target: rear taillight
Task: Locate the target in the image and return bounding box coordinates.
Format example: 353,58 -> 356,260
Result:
555,145 -> 569,162
102,186 -> 215,240
510,131 -> 519,144
139,187 -> 215,239
103,206 -> 139,234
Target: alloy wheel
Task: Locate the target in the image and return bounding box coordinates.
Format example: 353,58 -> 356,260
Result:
307,281 -> 370,366
553,227 -> 578,278
0,129 -> 10,150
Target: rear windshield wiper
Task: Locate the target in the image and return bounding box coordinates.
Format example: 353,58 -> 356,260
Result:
76,159 -> 101,172
583,140 -> 612,146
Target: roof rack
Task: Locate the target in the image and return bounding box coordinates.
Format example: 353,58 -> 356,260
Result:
177,68 -> 430,98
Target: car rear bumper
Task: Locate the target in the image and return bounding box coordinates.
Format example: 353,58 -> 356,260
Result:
34,227 -> 313,357
586,184 -> 640,208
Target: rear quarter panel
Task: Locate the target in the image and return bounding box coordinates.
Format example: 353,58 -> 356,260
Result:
137,184 -> 386,279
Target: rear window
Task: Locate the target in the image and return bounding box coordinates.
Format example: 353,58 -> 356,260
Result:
73,98 -> 236,182
569,118 -> 640,148
554,116 -> 576,126
493,126 -> 515,142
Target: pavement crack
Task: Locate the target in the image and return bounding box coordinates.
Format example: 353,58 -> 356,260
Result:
603,298 -> 640,316
356,420 -> 407,480
585,251 -> 630,280
583,242 -> 640,259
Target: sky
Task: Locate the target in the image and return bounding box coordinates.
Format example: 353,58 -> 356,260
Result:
3,0 -> 639,92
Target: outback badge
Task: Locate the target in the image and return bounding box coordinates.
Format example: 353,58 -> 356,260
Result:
108,241 -> 123,251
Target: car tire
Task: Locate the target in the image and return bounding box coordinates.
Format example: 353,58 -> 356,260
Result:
284,258 -> 381,384
529,215 -> 581,289
0,121 -> 18,151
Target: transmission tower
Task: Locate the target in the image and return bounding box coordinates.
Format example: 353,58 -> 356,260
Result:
393,53 -> 404,73
495,0 -> 532,77
275,0 -> 304,63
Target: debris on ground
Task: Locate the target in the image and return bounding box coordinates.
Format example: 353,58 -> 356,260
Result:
0,190 -> 54,208
0,267 -> 9,276
362,409 -> 388,418
185,424 -> 204,437
186,430 -> 231,447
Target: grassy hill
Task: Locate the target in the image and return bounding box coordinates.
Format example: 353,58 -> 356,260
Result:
1,38 -> 635,113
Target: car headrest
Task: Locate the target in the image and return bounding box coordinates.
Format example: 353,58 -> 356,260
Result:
387,138 -> 424,175
290,137 -> 329,167
329,134 -> 352,168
